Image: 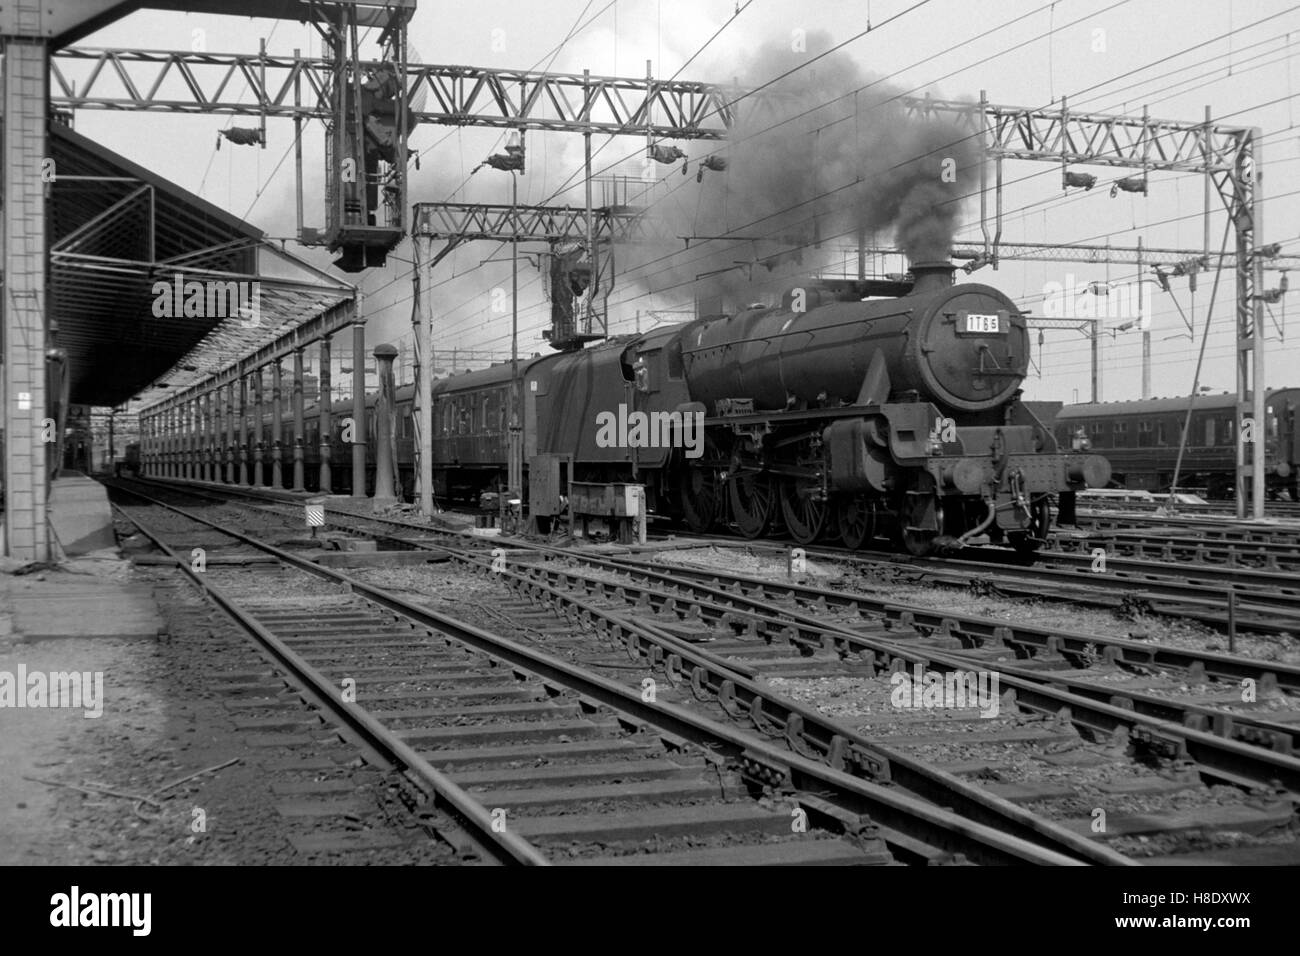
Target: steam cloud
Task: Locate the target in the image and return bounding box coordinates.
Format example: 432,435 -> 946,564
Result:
631,31 -> 981,309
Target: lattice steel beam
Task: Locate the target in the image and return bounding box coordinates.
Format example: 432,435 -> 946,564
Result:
51,48 -> 738,138
951,242 -> 1299,271
904,96 -> 1250,173
412,201 -> 659,243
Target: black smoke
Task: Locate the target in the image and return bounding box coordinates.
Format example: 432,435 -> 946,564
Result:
631,31 -> 981,308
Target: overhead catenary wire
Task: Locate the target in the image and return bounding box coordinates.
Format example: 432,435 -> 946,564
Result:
356,3 -> 1300,377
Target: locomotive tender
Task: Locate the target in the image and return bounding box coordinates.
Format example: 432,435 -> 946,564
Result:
282,260 -> 1110,555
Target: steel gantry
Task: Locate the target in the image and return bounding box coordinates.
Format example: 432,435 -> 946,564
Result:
50,48 -> 739,137
907,94 -> 1274,517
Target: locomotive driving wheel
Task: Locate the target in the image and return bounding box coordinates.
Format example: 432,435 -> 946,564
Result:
779,479 -> 827,545
679,464 -> 722,533
729,472 -> 776,539
835,494 -> 877,550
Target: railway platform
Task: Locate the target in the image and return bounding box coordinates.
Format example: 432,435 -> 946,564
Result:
0,554 -> 165,865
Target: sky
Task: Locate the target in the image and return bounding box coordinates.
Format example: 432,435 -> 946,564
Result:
65,0 -> 1300,405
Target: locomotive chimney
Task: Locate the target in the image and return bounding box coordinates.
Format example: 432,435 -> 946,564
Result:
909,260 -> 957,295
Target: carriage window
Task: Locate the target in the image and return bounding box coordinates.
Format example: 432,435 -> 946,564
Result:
1157,421 -> 1167,445
1205,417 -> 1215,446
481,393 -> 493,430
500,388 -> 508,431
401,406 -> 412,438
1137,420 -> 1152,447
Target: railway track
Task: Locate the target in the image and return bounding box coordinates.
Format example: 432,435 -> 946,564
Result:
622,526 -> 1300,635
1055,528 -> 1300,568
812,542 -> 1300,636
1075,510 -> 1300,543
121,477 -> 1300,861
109,481 -> 1125,866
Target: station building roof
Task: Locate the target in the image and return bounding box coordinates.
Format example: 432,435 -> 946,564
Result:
48,122 -> 355,411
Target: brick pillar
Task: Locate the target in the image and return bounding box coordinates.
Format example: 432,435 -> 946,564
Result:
2,34 -> 50,559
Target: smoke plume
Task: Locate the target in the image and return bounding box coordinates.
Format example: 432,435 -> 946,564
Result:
630,31 -> 981,309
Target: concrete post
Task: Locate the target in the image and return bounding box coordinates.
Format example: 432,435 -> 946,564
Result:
319,337 -> 332,493
271,359 -> 284,489
292,347 -> 305,491
351,323 -> 367,497
252,368 -> 265,487
372,344 -> 399,509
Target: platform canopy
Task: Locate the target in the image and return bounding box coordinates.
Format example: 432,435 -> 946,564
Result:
48,122 -> 355,411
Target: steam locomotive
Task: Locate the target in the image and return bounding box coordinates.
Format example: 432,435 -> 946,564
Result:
255,261 -> 1109,555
